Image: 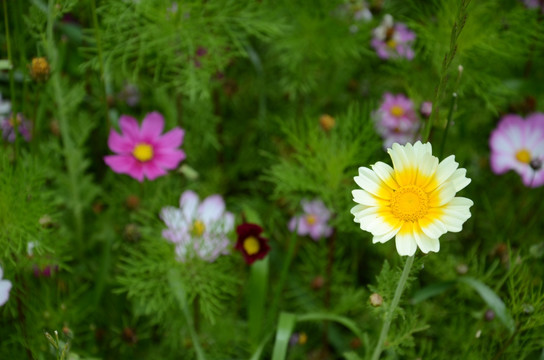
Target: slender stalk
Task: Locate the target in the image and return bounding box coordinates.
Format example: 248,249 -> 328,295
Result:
371,255 -> 415,360
438,93 -> 457,158
269,231 -> 298,321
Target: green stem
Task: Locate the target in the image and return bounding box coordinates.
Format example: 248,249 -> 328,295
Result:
371,255 -> 415,360
269,231 -> 298,322
438,93 -> 457,158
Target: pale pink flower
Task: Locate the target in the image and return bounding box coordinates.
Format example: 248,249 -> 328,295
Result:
371,14 -> 416,60
0,265 -> 12,307
374,93 -> 420,148
104,112 -> 185,182
160,190 -> 234,262
288,199 -> 333,241
489,113 -> 544,187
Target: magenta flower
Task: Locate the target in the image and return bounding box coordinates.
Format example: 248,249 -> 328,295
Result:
160,190 -> 235,262
374,93 -> 420,148
104,112 -> 185,182
288,199 -> 333,241
371,14 -> 416,60
489,113 -> 544,187
0,265 -> 12,307
420,101 -> 433,118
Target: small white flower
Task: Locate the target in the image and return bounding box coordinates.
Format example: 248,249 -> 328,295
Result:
0,265 -> 12,306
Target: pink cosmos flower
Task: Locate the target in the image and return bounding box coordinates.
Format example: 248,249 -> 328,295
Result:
374,93 -> 420,148
489,113 -> 544,188
160,190 -> 235,262
0,265 -> 12,307
288,199 -> 333,241
104,112 -> 185,182
371,14 -> 416,60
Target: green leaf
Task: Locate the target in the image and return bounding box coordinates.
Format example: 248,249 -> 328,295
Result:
271,312 -> 296,360
411,281 -> 456,304
297,313 -> 365,344
249,256 -> 269,344
458,276 -> 516,334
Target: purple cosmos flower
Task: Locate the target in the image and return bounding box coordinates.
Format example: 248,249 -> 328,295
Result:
234,223 -> 270,265
371,14 -> 416,60
522,0 -> 544,11
160,190 -> 235,262
489,113 -> 544,187
374,93 -> 420,148
1,113 -> 32,143
288,199 -> 333,241
0,265 -> 12,307
104,112 -> 186,182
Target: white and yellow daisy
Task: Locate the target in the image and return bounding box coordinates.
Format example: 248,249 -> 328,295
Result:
350,141 -> 473,256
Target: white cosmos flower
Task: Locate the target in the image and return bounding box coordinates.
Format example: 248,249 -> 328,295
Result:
350,141 -> 473,256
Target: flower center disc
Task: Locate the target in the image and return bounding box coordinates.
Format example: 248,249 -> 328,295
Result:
306,214 -> 317,225
391,185 -> 429,222
243,236 -> 260,255
390,105 -> 404,117
133,143 -> 154,162
191,220 -> 206,237
515,149 -> 531,164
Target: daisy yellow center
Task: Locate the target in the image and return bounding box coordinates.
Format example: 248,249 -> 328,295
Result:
391,185 -> 429,222
191,220 -> 206,237
243,236 -> 260,255
306,214 -> 317,225
386,39 -> 397,48
133,143 -> 153,162
390,105 -> 404,117
515,149 -> 531,164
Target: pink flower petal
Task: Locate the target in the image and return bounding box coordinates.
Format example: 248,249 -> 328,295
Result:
119,115 -> 141,142
141,112 -> 165,142
154,149 -> 186,170
142,161 -> 167,180
157,128 -> 184,150
108,130 -> 134,154
104,154 -> 137,174
126,161 -> 145,182
199,195 -> 226,223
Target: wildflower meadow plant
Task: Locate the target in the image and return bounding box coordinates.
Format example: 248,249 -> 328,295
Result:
351,141 -> 473,256
104,112 -> 185,182
288,199 -> 333,241
0,113 -> 32,143
160,190 -> 234,262
489,113 -> 544,187
371,14 -> 416,60
0,265 -> 11,307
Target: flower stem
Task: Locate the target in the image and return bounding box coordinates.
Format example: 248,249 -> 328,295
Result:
371,255 -> 415,360
438,93 -> 457,158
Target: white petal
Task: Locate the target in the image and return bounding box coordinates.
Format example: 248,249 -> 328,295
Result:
354,167 -> 391,199
365,215 -> 399,236
427,155 -> 458,192
418,216 -> 448,239
350,204 -> 370,221
371,162 -> 399,190
352,189 -> 384,206
180,190 -> 200,219
372,222 -> 402,243
413,229 -> 440,253
160,207 -> 188,230
448,168 -> 471,192
0,280 -> 12,306
395,222 -> 418,256
429,182 -> 456,207
198,195 -> 226,223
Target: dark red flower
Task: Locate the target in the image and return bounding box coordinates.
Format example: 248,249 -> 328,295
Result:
235,223 -> 270,265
